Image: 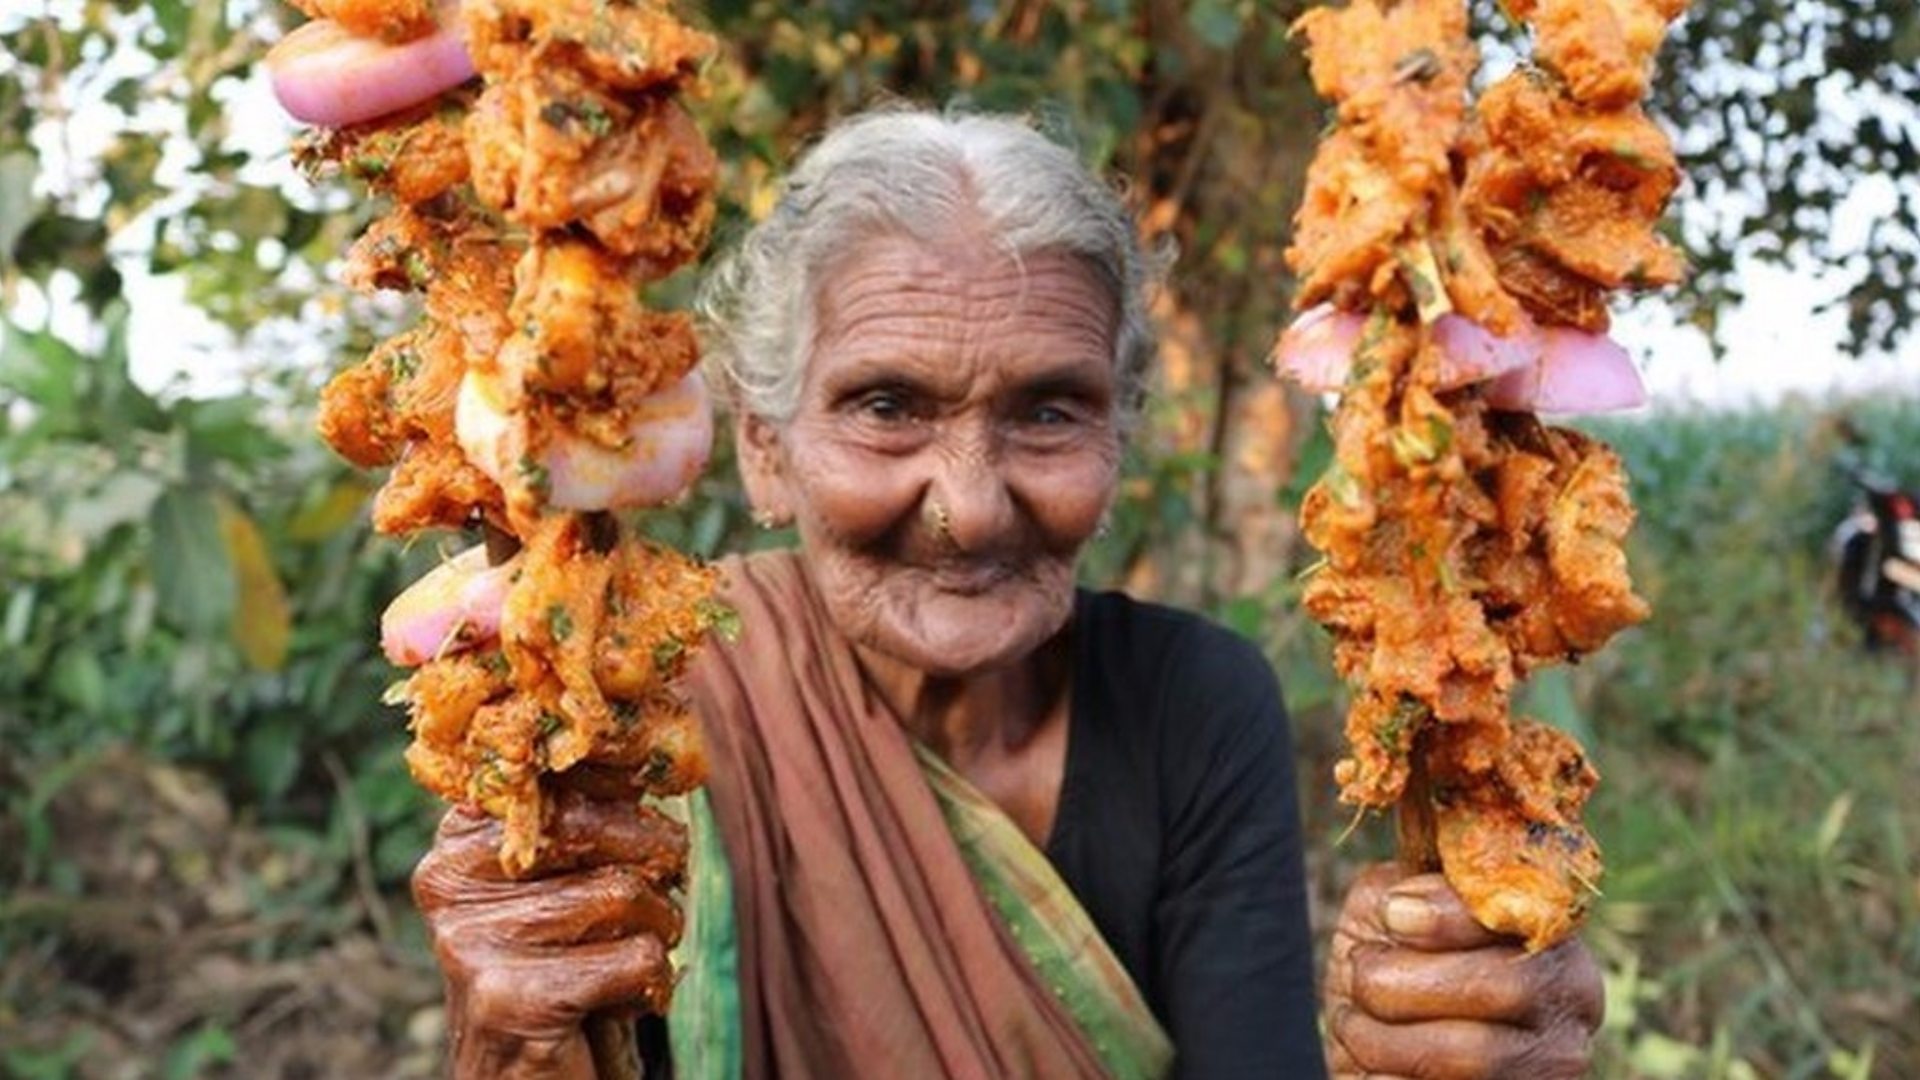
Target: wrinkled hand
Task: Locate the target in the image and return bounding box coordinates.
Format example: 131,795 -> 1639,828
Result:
1324,865 -> 1603,1080
412,792 -> 687,1079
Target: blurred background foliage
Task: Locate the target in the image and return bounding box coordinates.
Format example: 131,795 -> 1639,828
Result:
2,0 -> 1917,1077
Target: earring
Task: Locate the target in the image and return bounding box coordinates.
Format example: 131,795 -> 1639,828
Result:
753,508 -> 787,530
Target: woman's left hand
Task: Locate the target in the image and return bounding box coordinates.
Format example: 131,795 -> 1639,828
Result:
1324,864 -> 1604,1079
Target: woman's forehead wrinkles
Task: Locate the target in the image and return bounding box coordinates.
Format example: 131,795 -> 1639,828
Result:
816,306 -> 1114,384
822,237 -> 1112,316
816,248 -> 1117,367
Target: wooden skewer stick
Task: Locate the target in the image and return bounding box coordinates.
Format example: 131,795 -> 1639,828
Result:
588,1014 -> 643,1080
578,512 -> 641,1080
483,512 -> 643,1079
1396,732 -> 1442,876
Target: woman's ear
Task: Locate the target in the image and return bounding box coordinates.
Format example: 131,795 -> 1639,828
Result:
735,410 -> 794,527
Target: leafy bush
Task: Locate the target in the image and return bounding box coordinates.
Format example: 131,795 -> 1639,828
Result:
0,305 -> 434,896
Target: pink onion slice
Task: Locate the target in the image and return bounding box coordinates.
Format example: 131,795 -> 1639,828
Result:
1432,313 -> 1543,387
1270,305 -> 1364,392
1485,329 -> 1647,414
381,545 -> 515,667
1274,306 -> 1550,393
1274,306 -> 1646,415
456,370 -> 714,512
267,6 -> 474,128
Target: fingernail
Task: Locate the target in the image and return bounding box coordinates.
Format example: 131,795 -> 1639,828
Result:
1383,894 -> 1435,939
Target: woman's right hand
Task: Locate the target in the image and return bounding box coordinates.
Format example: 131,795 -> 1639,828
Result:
411,791 -> 688,1079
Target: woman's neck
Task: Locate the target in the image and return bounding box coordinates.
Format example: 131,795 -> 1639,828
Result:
852,627 -> 1072,769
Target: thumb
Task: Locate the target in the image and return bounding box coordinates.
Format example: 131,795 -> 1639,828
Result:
1380,873 -> 1504,951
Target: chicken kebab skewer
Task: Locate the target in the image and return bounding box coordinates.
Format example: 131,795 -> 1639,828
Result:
1273,0 -> 1688,952
269,1 -> 732,1071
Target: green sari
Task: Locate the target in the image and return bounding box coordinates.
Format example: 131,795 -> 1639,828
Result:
668,752 -> 1173,1079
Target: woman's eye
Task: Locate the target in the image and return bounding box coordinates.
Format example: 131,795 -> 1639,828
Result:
857,390 -> 911,422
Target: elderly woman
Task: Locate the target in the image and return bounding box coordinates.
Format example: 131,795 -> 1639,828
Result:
411,110 -> 1602,1079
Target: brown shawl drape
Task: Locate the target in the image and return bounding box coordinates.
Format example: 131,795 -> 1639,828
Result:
683,551 -> 1113,1079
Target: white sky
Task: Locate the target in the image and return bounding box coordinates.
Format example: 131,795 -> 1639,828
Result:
5,8 -> 1917,413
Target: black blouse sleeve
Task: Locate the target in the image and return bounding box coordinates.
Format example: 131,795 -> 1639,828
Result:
1152,623 -> 1328,1079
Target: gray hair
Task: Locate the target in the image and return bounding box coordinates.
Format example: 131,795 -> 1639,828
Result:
697,107 -> 1165,430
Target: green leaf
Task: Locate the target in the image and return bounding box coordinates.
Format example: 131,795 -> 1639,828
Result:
691,499 -> 727,557
1519,667 -> 1595,749
0,151 -> 41,265
181,395 -> 287,467
1219,596 -> 1265,640
162,1022 -> 235,1080
148,0 -> 193,58
4,586 -> 36,647
0,321 -> 84,415
217,495 -> 290,671
64,470 -> 165,542
148,486 -> 237,635
49,648 -> 107,716
1186,0 -> 1244,50
240,718 -> 303,801
285,478 -> 373,541
1,1031 -> 94,1080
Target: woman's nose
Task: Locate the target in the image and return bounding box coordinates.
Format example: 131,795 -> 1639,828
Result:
926,442 -> 1017,553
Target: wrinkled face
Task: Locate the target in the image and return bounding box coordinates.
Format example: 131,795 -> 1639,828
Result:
739,233 -> 1123,677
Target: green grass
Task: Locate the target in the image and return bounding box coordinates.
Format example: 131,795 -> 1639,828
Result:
1579,399 -> 1920,1079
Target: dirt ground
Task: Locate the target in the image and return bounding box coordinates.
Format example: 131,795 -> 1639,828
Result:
0,723 -> 1363,1079
1,749 -> 443,1079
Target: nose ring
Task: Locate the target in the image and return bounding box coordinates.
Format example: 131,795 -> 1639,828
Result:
925,498 -> 956,547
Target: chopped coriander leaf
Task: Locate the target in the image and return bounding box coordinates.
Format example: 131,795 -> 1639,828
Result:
695,598 -> 743,642
653,635 -> 687,671
1379,697 -> 1426,757
387,347 -> 420,382
403,250 -> 433,287
380,678 -> 413,707
517,456 -> 551,497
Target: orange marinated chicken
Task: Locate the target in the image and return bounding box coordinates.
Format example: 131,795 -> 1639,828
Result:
467,64 -> 719,265
297,3 -> 728,1024
1285,0 -> 1683,949
294,0 -> 725,1030
288,0 -> 440,43
1502,0 -> 1692,109
500,238 -> 704,397
296,92 -> 476,204
370,440 -> 502,535
397,517 -> 720,868
461,0 -> 716,92
1431,719 -> 1603,949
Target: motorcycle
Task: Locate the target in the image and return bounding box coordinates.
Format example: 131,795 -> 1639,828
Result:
1830,452 -> 1920,657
